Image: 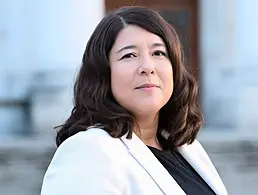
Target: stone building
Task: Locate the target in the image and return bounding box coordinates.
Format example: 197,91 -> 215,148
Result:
0,1 -> 257,194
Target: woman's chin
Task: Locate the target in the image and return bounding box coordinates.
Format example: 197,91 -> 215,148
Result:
133,103 -> 163,115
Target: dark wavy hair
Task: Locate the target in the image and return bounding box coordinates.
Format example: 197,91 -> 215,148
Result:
56,6 -> 203,147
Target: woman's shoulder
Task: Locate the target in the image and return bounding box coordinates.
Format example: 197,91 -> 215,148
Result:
180,139 -> 208,156
45,127 -> 124,176
57,127 -> 120,154
41,128 -> 126,194
65,126 -> 112,140
179,139 -> 215,168
63,127 -> 111,140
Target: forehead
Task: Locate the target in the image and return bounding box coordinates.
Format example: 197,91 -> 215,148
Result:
112,25 -> 165,49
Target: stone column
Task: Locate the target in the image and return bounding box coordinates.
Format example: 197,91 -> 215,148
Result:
32,0 -> 105,135
0,0 -> 104,136
199,0 -> 237,131
235,0 -> 258,140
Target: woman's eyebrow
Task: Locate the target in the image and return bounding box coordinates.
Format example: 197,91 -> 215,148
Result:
116,45 -> 137,54
151,43 -> 166,48
116,43 -> 166,54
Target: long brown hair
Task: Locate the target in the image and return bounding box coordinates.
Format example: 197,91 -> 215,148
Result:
56,6 -> 203,148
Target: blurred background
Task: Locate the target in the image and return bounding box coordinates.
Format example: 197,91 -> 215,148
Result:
0,0 -> 258,194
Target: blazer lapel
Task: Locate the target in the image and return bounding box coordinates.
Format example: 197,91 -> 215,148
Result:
178,141 -> 228,195
120,132 -> 186,195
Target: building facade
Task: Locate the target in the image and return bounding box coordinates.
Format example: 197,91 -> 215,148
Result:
0,1 -> 258,194
1,0 -> 257,141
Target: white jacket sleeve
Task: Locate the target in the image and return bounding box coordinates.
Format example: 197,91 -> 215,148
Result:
40,132 -> 125,195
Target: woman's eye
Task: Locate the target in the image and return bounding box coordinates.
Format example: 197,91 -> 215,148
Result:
153,50 -> 167,57
121,53 -> 136,60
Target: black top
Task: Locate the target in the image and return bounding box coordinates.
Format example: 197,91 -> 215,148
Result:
148,146 -> 216,195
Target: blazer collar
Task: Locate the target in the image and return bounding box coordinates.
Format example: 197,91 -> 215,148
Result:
120,131 -> 228,195
120,132 -> 186,195
178,141 -> 228,195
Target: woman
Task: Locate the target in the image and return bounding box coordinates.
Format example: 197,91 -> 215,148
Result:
41,6 -> 228,195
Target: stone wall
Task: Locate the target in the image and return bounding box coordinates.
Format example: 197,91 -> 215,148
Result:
0,138 -> 55,195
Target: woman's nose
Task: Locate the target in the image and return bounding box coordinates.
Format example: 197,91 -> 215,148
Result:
138,56 -> 156,75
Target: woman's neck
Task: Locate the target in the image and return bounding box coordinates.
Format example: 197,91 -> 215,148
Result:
134,114 -> 163,150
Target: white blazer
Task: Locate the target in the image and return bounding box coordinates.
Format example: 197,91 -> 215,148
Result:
41,127 -> 228,195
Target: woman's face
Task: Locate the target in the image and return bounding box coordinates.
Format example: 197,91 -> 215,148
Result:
109,25 -> 173,117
